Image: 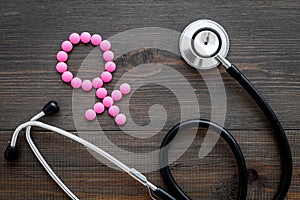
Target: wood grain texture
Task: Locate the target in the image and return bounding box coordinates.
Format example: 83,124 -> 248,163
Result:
0,0 -> 299,199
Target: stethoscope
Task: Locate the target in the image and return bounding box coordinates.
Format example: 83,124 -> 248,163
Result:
4,19 -> 292,200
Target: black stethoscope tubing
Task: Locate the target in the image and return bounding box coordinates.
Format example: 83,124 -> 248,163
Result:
159,64 -> 292,200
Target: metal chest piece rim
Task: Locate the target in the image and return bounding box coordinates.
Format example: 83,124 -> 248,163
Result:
179,19 -> 230,70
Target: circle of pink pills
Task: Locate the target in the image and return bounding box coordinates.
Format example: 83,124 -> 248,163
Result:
56,32 -> 118,92
56,32 -> 116,92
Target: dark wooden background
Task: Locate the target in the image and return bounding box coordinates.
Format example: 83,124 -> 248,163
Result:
0,0 -> 299,199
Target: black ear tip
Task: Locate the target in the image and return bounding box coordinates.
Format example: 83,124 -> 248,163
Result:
43,101 -> 59,116
4,145 -> 18,161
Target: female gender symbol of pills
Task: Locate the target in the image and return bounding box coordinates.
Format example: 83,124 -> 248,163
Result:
55,32 -> 131,125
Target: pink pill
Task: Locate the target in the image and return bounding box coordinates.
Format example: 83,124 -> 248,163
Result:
120,83 -> 131,95
85,109 -> 96,121
56,62 -> 68,73
80,32 -> 91,43
103,51 -> 114,62
96,88 -> 107,99
56,51 -> 68,62
82,80 -> 93,92
108,105 -> 120,117
93,102 -> 105,114
69,33 -> 80,44
105,61 -> 116,72
92,77 -> 103,89
101,71 -> 112,83
103,96 -> 113,107
115,114 -> 126,125
61,71 -> 73,83
71,77 -> 82,89
91,34 -> 102,46
111,90 -> 122,101
61,41 -> 73,52
100,40 -> 111,51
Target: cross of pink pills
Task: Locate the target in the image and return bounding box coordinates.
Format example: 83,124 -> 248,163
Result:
55,32 -> 130,125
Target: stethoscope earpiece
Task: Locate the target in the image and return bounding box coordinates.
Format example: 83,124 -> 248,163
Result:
4,100 -> 59,161
4,145 -> 18,161
42,100 -> 60,116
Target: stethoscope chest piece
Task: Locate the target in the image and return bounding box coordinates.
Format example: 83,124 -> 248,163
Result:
179,19 -> 230,69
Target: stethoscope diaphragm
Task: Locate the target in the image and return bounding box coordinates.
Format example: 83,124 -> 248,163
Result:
179,19 -> 230,70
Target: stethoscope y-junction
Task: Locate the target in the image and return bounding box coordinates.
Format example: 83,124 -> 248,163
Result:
4,19 -> 292,200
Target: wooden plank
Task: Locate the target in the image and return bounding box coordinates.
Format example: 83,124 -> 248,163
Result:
0,130 -> 299,199
0,48 -> 299,131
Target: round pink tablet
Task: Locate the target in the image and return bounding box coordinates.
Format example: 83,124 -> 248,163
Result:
96,88 -> 107,99
93,102 -> 105,114
56,62 -> 68,73
103,96 -> 113,107
101,71 -> 112,83
85,109 -> 96,121
92,77 -> 103,89
120,83 -> 131,95
91,34 -> 102,46
111,90 -> 122,101
108,105 -> 120,117
61,41 -> 73,52
71,77 -> 82,89
82,80 -> 92,92
115,114 -> 126,125
69,33 -> 80,44
105,61 -> 116,72
61,71 -> 73,83
103,51 -> 114,62
100,40 -> 111,51
80,32 -> 91,43
56,51 -> 68,62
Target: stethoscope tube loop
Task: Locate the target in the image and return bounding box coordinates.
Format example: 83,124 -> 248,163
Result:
159,63 -> 293,200
159,119 -> 248,200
